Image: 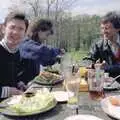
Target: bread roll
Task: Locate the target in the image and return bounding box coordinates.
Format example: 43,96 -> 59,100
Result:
109,96 -> 120,106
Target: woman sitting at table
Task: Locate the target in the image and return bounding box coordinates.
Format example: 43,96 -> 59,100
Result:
19,19 -> 64,73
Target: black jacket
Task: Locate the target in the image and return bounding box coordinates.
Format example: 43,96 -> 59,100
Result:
87,38 -> 120,78
0,45 -> 38,98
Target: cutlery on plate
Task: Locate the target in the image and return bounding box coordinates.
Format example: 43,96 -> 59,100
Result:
107,74 -> 120,87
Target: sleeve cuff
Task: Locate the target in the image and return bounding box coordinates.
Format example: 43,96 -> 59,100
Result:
1,87 -> 10,98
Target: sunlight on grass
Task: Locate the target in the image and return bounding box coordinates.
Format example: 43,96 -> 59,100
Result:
68,50 -> 88,62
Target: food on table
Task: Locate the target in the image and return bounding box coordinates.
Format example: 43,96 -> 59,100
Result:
7,95 -> 22,105
109,96 -> 120,106
34,71 -> 61,84
8,91 -> 56,114
44,67 -> 60,74
79,78 -> 88,92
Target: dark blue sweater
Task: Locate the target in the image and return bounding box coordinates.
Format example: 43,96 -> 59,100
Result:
0,45 -> 38,98
19,39 -> 61,66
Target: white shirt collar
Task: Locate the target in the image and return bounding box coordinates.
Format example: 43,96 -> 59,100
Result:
0,38 -> 18,53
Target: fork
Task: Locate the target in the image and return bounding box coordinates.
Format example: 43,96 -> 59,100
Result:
107,74 -> 120,87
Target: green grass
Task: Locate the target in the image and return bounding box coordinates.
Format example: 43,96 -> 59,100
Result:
68,50 -> 88,61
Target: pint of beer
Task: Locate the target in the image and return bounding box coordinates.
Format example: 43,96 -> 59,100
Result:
87,69 -> 104,100
65,76 -> 80,108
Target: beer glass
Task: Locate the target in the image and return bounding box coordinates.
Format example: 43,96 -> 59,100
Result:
88,69 -> 104,100
65,74 -> 80,109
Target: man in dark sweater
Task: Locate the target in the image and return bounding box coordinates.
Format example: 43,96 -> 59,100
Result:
0,11 -> 37,100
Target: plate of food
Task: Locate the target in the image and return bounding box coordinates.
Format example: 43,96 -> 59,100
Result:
64,114 -> 103,120
101,95 -> 120,119
0,91 -> 57,117
33,71 -> 64,85
44,67 -> 60,74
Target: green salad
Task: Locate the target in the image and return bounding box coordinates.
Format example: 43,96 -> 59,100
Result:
9,92 -> 56,114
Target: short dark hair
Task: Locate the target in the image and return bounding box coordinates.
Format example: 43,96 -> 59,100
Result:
101,11 -> 120,29
4,11 -> 29,31
27,19 -> 53,42
30,19 -> 53,34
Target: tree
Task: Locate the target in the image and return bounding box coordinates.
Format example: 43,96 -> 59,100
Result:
9,0 -> 101,51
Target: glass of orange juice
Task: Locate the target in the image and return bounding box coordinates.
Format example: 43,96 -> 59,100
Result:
79,66 -> 88,78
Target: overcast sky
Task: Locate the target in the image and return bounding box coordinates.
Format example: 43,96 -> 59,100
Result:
0,0 -> 120,22
0,0 -> 11,23
70,0 -> 120,16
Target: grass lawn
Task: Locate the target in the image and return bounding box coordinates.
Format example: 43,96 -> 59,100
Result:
52,50 -> 88,69
68,50 -> 88,62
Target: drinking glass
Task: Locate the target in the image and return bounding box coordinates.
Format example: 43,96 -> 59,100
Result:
79,66 -> 88,78
60,54 -> 80,110
65,74 -> 80,109
87,69 -> 105,101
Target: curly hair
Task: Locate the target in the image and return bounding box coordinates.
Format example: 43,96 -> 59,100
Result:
101,11 -> 120,29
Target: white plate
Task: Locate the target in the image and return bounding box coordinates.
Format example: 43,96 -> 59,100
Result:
101,95 -> 120,119
51,91 -> 74,102
1,92 -> 57,117
103,81 -> 120,90
64,114 -> 104,120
